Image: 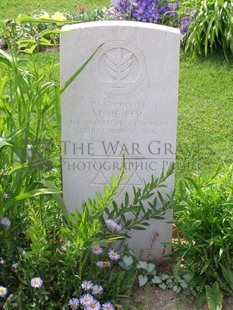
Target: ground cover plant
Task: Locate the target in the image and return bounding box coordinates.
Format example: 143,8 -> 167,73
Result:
172,164 -> 233,308
0,0 -> 233,309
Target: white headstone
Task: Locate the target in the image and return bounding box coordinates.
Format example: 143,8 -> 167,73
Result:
60,21 -> 180,260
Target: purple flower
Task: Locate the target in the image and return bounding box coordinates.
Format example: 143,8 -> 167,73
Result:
60,245 -> 67,252
81,280 -> 93,290
105,219 -> 122,231
92,284 -> 103,295
91,245 -> 103,255
30,277 -> 43,288
68,297 -> 79,310
0,217 -> 11,227
108,249 -> 120,261
86,299 -> 101,310
11,263 -> 17,270
0,286 -> 7,297
102,302 -> 115,310
80,293 -> 94,306
180,16 -> 192,35
3,193 -> 9,199
113,0 -> 182,26
96,261 -> 111,268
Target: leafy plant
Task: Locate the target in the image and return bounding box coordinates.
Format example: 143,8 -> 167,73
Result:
0,7 -> 115,54
205,282 -> 223,310
136,259 -> 191,293
180,0 -> 233,59
172,164 -> 233,305
0,165 -> 174,308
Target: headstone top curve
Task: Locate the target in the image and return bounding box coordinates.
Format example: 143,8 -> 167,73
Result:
62,20 -> 180,36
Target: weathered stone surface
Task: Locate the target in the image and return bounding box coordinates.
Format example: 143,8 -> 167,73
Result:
60,21 -> 180,259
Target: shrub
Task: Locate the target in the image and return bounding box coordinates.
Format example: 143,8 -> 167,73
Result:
180,0 -> 233,59
173,164 -> 233,306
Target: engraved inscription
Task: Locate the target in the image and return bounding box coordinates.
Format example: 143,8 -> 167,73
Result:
91,41 -> 146,95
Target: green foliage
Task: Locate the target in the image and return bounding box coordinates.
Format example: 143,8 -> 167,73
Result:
136,260 -> 191,293
205,282 -> 223,310
0,43 -> 62,238
0,7 -> 114,54
0,168 -> 173,308
173,164 -> 233,304
181,0 -> 233,59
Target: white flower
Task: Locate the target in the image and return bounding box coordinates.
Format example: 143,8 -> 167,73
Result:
1,217 -> 11,226
0,286 -> 7,297
30,277 -> 43,288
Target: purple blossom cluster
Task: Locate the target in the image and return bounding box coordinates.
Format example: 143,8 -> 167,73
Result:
113,0 -> 192,34
114,0 -> 179,23
105,219 -> 121,231
68,280 -> 114,309
179,16 -> 192,35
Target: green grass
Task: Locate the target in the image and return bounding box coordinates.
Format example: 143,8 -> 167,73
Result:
176,51 -> 233,181
0,0 -> 110,20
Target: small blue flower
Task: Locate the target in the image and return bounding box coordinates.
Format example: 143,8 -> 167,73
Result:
0,286 -> 7,297
68,297 -> 79,309
92,284 -> 103,295
81,280 -> 93,290
102,302 -> 115,310
80,293 -> 94,306
0,217 -> 11,227
30,277 -> 43,288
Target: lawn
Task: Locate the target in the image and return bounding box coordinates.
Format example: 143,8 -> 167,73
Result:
0,0 -> 110,20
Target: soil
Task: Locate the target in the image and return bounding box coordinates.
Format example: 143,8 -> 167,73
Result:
130,287 -> 233,310
125,257 -> 233,309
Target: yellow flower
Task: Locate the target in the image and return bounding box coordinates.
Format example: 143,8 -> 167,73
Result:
40,12 -> 50,19
51,12 -> 67,25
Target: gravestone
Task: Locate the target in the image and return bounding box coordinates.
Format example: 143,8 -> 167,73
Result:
60,21 -> 180,260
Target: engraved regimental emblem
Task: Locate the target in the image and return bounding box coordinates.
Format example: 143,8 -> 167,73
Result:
91,41 -> 146,95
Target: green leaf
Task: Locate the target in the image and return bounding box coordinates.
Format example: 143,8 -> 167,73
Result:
119,255 -> 134,270
137,260 -> 148,270
12,188 -> 62,201
0,137 -> 12,149
40,180 -> 72,224
0,50 -> 13,67
60,44 -> 102,94
131,225 -> 146,230
159,283 -> 167,290
152,276 -> 162,284
221,265 -> 233,290
200,261 -> 210,275
138,275 -> 148,287
205,282 -> 223,310
147,263 -> 155,273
